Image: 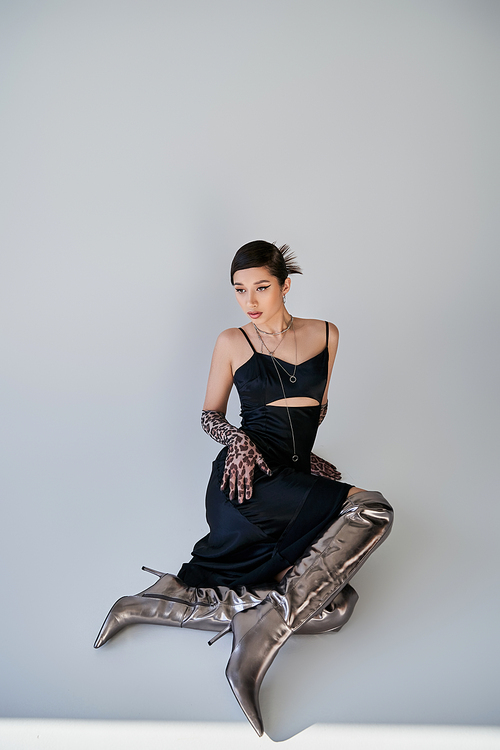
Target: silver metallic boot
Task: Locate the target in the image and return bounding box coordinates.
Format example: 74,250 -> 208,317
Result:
93,566 -> 359,648
216,490 -> 393,736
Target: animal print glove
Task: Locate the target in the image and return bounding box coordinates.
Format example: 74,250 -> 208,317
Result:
201,410 -> 272,503
310,452 -> 342,481
312,403 -> 340,478
318,401 -> 328,426
201,409 -> 239,446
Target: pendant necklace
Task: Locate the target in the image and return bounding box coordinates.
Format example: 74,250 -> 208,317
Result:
252,319 -> 299,463
253,319 -> 298,383
270,355 -> 299,462
254,325 -> 287,357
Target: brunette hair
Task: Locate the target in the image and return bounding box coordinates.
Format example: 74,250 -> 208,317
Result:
230,241 -> 302,286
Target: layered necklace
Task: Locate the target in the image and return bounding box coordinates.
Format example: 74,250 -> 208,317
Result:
253,316 -> 297,383
252,317 -> 299,462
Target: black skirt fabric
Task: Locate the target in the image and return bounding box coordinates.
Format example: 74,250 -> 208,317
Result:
178,447 -> 352,588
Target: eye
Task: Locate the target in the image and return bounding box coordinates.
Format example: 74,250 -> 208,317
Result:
235,288 -> 246,294
257,285 -> 270,292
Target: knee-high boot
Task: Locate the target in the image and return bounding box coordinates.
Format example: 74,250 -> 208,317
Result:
217,490 -> 393,736
93,567 -> 359,648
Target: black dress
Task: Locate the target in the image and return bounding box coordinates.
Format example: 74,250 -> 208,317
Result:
178,323 -> 352,589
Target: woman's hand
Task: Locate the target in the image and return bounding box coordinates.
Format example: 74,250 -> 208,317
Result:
310,452 -> 342,481
221,431 -> 272,503
201,410 -> 271,502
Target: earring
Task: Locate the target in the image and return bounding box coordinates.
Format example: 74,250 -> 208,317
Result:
283,295 -> 287,303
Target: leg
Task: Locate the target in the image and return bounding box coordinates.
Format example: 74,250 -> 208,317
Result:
93,570 -> 274,648
94,567 -> 359,648
223,490 -> 393,735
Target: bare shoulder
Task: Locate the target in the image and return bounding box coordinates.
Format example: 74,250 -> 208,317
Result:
294,317 -> 339,340
216,327 -> 243,347
213,327 -> 249,360
327,321 -> 339,343
212,326 -> 254,376
214,326 -> 250,350
294,316 -> 338,329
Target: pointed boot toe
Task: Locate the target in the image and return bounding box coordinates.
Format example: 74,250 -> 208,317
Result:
225,601 -> 290,736
222,492 -> 393,734
94,596 -> 140,648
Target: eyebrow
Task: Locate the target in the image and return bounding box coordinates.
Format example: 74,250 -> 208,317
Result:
234,279 -> 271,286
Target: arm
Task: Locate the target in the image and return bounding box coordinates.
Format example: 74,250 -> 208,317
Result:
310,325 -> 342,481
310,399 -> 342,480
202,330 -> 271,502
321,322 -> 339,407
318,401 -> 328,426
202,329 -> 236,414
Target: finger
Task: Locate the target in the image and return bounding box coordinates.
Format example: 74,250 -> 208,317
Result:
220,467 -> 228,492
220,471 -> 228,492
229,469 -> 236,500
239,482 -> 246,504
249,464 -> 256,497
245,466 -> 253,495
245,471 -> 253,500
237,471 -> 246,503
257,456 -> 272,476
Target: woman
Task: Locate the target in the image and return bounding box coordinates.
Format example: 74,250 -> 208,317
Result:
94,241 -> 393,736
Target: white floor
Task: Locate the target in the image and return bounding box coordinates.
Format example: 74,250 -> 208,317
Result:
1,720 -> 499,750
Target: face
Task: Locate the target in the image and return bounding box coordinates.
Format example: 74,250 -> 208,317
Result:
232,266 -> 291,326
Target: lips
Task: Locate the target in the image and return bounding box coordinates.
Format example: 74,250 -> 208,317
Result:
248,312 -> 262,319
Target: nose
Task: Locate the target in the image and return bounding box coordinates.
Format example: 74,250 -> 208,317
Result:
248,290 -> 257,308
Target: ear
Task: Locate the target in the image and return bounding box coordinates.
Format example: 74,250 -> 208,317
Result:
282,277 -> 291,295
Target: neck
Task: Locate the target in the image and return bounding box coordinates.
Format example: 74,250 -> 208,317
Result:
256,308 -> 292,335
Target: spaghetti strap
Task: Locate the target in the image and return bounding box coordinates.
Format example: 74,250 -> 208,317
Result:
239,327 -> 257,353
325,320 -> 329,348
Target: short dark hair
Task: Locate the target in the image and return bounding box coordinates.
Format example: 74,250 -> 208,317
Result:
230,241 -> 302,286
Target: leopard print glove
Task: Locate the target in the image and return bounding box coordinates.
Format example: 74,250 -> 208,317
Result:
310,452 -> 341,481
201,410 -> 272,502
318,401 -> 328,426
201,410 -> 239,446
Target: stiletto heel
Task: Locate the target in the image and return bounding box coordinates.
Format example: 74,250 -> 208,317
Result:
224,491 -> 394,736
207,624 -> 231,646
141,566 -> 166,577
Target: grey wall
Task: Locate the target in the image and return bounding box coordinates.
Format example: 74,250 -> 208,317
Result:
1,0 -> 499,738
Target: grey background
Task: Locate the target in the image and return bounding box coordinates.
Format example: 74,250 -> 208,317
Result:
1,0 -> 499,739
